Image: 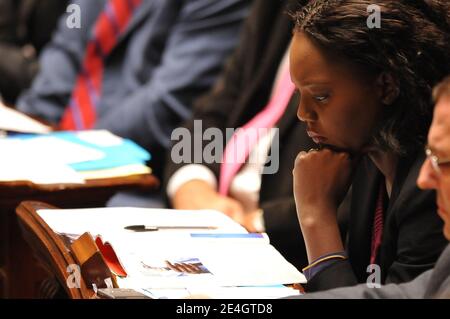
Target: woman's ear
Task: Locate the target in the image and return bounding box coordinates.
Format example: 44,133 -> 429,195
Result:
376,72 -> 400,105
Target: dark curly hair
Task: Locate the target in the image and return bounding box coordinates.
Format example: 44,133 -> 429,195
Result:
291,0 -> 450,155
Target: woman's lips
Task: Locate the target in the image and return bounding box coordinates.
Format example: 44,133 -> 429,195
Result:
306,130 -> 327,144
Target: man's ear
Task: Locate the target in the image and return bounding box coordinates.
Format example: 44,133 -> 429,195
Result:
376,72 -> 400,105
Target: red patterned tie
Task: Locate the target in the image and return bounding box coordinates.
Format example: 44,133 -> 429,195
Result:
218,56 -> 296,195
370,181 -> 386,264
60,0 -> 142,130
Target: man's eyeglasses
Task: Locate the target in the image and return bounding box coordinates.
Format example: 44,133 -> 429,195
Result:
425,147 -> 450,175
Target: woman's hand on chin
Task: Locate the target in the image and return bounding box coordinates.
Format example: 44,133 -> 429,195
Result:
292,148 -> 354,260
293,148 -> 353,219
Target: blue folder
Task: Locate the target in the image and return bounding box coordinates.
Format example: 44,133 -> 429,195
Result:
12,131 -> 151,171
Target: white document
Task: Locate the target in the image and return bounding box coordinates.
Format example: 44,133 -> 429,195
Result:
115,238 -> 305,289
0,134 -> 105,184
186,286 -> 301,299
139,286 -> 301,299
76,130 -> 124,147
195,242 -> 305,286
79,164 -> 151,180
0,138 -> 85,184
0,102 -> 51,134
0,130 -> 150,184
38,207 -> 247,240
38,207 -> 306,291
23,136 -> 105,164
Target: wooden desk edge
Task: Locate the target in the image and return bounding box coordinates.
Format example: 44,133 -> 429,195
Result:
0,173 -> 159,195
16,201 -> 97,299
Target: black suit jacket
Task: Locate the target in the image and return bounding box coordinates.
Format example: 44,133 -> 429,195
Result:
290,244 -> 450,299
164,0 -> 316,269
306,152 -> 448,292
0,0 -> 68,104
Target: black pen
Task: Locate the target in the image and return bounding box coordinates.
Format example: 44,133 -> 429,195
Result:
124,225 -> 218,232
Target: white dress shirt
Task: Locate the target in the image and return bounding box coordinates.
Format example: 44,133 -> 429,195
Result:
167,48 -> 291,232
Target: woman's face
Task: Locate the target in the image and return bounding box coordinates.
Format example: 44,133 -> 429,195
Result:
290,32 -> 384,153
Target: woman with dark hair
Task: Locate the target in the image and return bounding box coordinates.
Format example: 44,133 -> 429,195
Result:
290,0 -> 450,292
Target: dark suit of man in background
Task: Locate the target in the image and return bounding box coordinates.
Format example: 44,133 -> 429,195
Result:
17,0 -> 251,182
0,0 -> 68,104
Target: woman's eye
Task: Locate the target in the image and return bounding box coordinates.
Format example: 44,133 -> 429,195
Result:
314,95 -> 329,102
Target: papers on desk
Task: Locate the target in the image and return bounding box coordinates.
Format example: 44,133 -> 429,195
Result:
0,139 -> 84,184
22,136 -> 105,164
37,207 -> 305,299
116,237 -> 304,287
0,102 -> 51,134
0,130 -> 151,184
38,207 -> 246,236
140,286 -> 301,299
77,164 -> 151,180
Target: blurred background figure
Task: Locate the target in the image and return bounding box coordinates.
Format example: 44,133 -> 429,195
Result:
0,0 -> 68,105
16,0 -> 251,207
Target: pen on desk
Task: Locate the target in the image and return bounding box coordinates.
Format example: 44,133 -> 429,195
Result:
124,225 -> 218,232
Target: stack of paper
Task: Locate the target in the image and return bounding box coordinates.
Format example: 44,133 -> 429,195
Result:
37,207 -> 305,299
0,138 -> 85,184
0,102 -> 51,134
0,130 -> 151,184
141,286 -> 301,299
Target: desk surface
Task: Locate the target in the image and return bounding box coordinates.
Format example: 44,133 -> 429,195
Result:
16,201 -> 95,299
0,174 -> 159,197
0,173 -> 159,299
